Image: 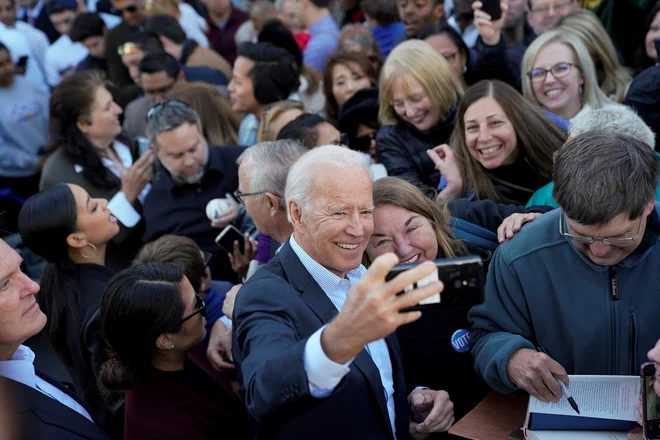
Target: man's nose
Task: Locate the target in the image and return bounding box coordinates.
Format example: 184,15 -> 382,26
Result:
345,215 -> 365,237
589,241 -> 611,257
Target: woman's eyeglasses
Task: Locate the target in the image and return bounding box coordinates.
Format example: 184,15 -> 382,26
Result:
203,252 -> 213,269
527,63 -> 578,83
146,99 -> 190,120
175,294 -> 207,329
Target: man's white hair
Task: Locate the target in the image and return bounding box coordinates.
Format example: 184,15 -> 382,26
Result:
285,145 -> 370,222
570,106 -> 656,149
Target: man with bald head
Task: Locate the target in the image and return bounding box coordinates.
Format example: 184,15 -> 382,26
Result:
232,145 -> 454,439
0,238 -> 109,439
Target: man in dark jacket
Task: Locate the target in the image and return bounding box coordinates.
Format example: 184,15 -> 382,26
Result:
142,100 -> 253,282
203,0 -> 248,65
623,64 -> 660,141
469,132 -> 660,402
0,238 -> 110,439
17,0 -> 59,43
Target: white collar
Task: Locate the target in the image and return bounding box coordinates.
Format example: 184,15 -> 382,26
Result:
0,345 -> 38,389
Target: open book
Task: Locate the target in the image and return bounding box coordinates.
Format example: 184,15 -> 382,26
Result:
523,375 -> 639,440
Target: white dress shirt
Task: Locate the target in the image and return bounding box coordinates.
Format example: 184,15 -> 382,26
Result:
44,34 -> 87,86
0,345 -> 93,422
179,3 -> 210,48
447,15 -> 479,48
290,235 -> 398,438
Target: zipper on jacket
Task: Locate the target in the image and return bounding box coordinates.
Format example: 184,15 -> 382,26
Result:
610,266 -> 619,300
630,312 -> 638,376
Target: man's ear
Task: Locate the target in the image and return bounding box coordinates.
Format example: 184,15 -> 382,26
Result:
288,199 -> 303,228
644,199 -> 656,217
265,193 -> 281,217
155,334 -> 174,350
66,231 -> 87,250
432,3 -> 444,21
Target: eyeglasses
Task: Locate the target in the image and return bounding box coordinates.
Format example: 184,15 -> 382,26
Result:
442,52 -> 458,63
530,0 -> 574,14
114,4 -> 138,15
330,133 -> 350,147
559,210 -> 645,247
202,252 -> 213,269
232,189 -> 266,205
146,99 -> 190,120
117,42 -> 139,56
176,294 -> 207,329
527,63 -> 578,83
350,132 -> 376,153
145,80 -> 177,97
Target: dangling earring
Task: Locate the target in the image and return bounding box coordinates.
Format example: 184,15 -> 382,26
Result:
80,243 -> 97,259
462,64 -> 467,74
169,344 -> 174,350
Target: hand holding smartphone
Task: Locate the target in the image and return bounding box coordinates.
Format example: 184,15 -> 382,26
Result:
215,225 -> 245,254
478,0 -> 501,20
385,256 -> 484,312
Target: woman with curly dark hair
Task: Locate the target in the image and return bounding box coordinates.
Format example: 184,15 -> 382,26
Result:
41,70 -> 154,269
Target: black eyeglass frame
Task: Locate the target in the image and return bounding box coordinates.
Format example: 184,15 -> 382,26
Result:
175,294 -> 207,330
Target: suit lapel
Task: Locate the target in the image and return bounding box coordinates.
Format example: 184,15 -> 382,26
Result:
386,334 -> 410,440
278,241 -> 396,439
2,377 -> 107,439
36,369 -> 89,411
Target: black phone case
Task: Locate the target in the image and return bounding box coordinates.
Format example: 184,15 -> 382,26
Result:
385,256 -> 484,312
480,0 -> 502,20
642,362 -> 660,439
216,228 -> 245,254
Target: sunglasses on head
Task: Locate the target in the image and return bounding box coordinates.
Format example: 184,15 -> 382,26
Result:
146,99 -> 190,120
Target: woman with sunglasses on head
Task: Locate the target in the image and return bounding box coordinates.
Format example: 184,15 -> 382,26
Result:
521,29 -> 623,123
41,70 -> 154,269
18,183 -> 123,436
99,263 -> 249,440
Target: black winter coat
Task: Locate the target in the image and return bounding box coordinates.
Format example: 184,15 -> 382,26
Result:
376,101 -> 458,189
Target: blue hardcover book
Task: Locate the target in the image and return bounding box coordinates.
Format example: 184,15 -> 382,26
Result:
523,375 -> 639,440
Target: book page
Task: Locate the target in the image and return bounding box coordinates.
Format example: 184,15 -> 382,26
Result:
528,375 -> 638,421
528,431 -> 629,440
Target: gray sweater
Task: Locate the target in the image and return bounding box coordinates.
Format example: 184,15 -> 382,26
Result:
0,76 -> 49,177
469,207 -> 660,393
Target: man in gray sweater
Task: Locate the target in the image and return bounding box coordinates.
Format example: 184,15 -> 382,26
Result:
0,41 -> 48,198
469,132 -> 660,403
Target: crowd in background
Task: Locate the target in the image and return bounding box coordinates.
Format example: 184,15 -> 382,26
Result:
2,0 -> 660,438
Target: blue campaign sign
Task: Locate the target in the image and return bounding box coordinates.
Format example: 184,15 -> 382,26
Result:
450,329 -> 471,353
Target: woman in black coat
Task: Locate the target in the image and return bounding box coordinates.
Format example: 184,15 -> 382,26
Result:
376,39 -> 463,189
19,183 -> 122,437
364,177 -> 492,425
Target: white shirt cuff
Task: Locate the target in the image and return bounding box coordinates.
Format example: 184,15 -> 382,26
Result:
107,192 -> 141,228
219,316 -> 232,329
303,325 -> 353,398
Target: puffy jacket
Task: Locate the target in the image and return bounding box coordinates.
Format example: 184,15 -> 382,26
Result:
376,101 -> 458,189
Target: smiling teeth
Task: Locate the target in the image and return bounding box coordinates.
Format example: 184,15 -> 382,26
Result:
402,254 -> 419,263
545,89 -> 563,96
480,145 -> 501,155
337,243 -> 359,249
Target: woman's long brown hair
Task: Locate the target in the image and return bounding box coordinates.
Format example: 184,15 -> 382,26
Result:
450,80 -> 566,203
363,177 -> 465,266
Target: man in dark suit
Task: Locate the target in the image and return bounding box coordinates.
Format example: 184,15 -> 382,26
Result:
17,0 -> 60,43
0,238 -> 110,439
232,145 -> 455,439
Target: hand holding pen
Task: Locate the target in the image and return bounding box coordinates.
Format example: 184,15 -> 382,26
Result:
537,347 -> 580,414
506,347 -> 571,403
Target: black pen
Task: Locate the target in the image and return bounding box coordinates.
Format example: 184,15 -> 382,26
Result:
536,346 -> 580,415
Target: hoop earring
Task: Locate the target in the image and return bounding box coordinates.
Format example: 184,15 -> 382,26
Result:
80,243 -> 97,259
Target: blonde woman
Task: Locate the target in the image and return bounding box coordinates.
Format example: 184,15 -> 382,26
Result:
256,100 -> 305,142
557,10 -> 631,103
168,82 -> 242,145
376,39 -> 464,189
521,29 -> 623,122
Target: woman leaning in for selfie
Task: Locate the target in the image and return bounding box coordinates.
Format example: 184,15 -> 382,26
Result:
364,176 -> 490,422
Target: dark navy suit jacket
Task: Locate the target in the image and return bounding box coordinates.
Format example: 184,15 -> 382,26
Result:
232,241 -> 411,440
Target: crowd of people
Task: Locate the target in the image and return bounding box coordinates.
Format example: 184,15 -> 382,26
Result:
2,0 -> 660,438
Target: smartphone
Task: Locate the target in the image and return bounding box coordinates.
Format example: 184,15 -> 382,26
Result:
215,225 -> 245,254
642,362 -> 660,440
385,256 -> 484,312
479,0 -> 502,20
136,137 -> 151,156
